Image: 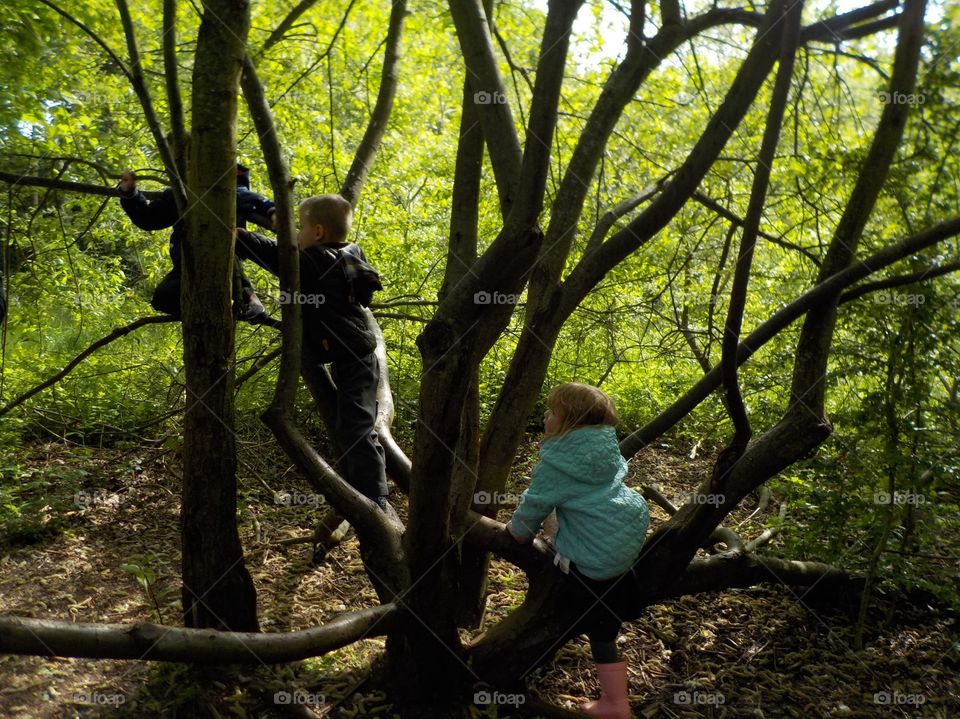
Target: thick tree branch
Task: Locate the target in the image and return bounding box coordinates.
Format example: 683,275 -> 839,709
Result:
0,605 -> 398,663
241,55 -> 406,602
447,0 -> 523,216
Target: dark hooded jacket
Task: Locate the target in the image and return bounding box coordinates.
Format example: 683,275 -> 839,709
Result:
235,229 -> 382,362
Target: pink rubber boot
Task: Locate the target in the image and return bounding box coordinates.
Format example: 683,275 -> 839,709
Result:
582,660 -> 631,718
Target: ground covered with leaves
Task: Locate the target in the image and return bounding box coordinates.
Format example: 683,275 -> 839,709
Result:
0,434 -> 956,718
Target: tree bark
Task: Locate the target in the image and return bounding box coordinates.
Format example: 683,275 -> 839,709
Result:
180,0 -> 257,632
0,606 -> 397,663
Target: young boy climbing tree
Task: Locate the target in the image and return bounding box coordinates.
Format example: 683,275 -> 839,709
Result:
235,194 -> 395,519
118,145 -> 279,325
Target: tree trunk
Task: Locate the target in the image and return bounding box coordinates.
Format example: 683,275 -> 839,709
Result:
180,0 -> 257,632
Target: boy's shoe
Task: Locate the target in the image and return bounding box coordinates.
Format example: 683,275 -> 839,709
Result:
238,295 -> 281,328
311,509 -> 351,565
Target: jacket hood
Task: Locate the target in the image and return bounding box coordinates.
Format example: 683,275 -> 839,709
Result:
539,425 -> 626,486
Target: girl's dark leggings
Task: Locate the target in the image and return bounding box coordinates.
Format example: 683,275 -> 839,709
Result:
565,565 -> 636,663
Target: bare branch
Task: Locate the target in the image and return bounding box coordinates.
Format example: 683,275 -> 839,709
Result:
839,260 -> 960,304
260,0 -> 321,55
619,214 -> 960,457
340,0 -> 407,205
447,0 -> 523,216
0,605 -> 398,663
116,0 -> 185,206
0,171 -> 162,199
0,316 -> 177,420
718,0 -> 803,466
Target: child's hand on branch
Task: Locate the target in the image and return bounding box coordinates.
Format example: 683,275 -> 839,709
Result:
119,171 -> 136,196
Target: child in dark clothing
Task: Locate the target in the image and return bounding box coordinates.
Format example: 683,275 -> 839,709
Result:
118,164 -> 278,324
235,194 -> 390,509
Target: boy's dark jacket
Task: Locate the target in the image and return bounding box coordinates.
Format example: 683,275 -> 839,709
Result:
235,229 -> 382,362
120,174 -> 275,267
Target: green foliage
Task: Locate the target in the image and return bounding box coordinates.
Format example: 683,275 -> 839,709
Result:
0,0 -> 958,609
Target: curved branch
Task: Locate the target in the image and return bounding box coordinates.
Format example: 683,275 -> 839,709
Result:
0,316 -> 177,419
718,0 -> 803,468
692,191 -> 820,265
0,605 -> 398,664
669,550 -> 862,597
260,0 -> 321,55
619,214 -> 960,457
340,0 -> 407,206
241,55 -> 406,601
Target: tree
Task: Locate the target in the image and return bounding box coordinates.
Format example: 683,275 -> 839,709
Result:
1,0 -> 958,714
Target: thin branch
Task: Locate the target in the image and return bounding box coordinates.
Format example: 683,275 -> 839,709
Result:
0,171 -> 161,199
718,0 -> 803,467
340,0 -> 407,205
260,0 -> 322,55
115,0 -> 185,206
839,260 -> 960,303
0,316 -> 177,419
619,214 -> 960,457
163,0 -> 188,178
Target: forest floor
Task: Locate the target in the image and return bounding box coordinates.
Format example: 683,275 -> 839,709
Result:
0,430 -> 956,718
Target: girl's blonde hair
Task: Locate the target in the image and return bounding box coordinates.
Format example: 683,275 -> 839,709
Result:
546,382 -> 619,437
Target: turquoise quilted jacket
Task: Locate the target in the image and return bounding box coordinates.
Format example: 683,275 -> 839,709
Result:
507,424 -> 650,580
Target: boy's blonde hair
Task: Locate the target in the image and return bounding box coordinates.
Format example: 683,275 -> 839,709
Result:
546,382 -> 619,437
300,194 -> 353,242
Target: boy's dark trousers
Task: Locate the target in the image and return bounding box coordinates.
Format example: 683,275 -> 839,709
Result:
329,352 -> 388,500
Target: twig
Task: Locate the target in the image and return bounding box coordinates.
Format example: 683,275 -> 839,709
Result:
0,316 -> 177,418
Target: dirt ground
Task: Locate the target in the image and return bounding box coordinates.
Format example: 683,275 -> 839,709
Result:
0,437 -> 956,718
